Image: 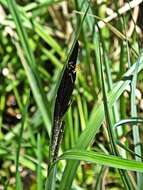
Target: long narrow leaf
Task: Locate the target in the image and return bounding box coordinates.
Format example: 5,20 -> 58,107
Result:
59,149 -> 143,173
59,51 -> 143,190
7,0 -> 51,134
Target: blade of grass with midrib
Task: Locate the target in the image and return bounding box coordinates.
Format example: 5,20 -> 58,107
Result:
59,149 -> 143,173
131,51 -> 143,189
98,28 -> 134,189
7,0 -> 51,134
59,51 -> 143,190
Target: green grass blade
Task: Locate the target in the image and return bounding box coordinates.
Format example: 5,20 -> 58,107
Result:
7,0 -> 51,134
45,165 -> 57,190
59,52 -> 143,190
131,51 -> 143,189
65,108 -> 74,148
59,149 -> 143,173
99,28 -> 134,189
37,134 -> 43,190
15,93 -> 29,190
76,94 -> 86,130
114,118 -> 143,128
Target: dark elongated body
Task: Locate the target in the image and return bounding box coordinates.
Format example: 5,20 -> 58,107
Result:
49,41 -> 79,166
54,41 -> 79,118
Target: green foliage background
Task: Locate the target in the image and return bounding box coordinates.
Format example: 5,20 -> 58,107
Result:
0,0 -> 143,189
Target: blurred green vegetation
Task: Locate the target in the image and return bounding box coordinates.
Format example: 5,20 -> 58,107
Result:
0,0 -> 143,189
